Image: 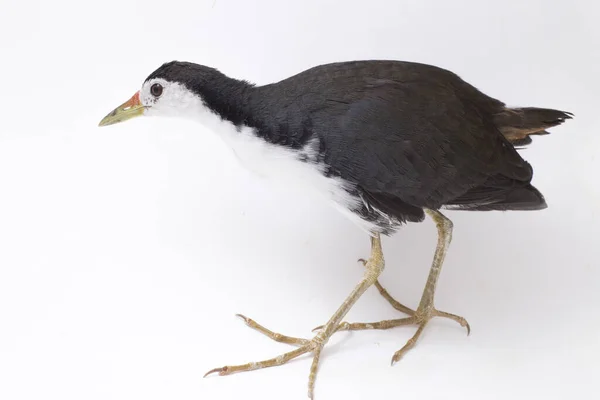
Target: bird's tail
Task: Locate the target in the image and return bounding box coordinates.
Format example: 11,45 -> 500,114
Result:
444,183 -> 547,212
494,107 -> 573,147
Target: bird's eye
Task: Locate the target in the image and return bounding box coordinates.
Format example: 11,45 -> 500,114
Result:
150,83 -> 163,97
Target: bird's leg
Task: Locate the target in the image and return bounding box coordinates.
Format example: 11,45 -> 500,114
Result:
328,209 -> 469,365
204,234 -> 385,399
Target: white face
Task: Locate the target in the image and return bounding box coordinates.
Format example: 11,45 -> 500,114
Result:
140,78 -> 205,120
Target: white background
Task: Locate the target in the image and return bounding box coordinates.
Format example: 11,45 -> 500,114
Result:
1,1 -> 598,399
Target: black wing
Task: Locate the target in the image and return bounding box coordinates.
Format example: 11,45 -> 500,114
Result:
314,78 -> 540,220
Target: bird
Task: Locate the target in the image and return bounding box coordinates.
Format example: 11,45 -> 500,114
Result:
98,59 -> 572,398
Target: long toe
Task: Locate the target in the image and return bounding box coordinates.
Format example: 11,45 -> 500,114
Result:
236,314 -> 310,345
434,309 -> 470,335
204,344 -> 313,377
204,334 -> 327,399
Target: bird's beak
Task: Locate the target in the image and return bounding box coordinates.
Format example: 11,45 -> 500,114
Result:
98,91 -> 145,127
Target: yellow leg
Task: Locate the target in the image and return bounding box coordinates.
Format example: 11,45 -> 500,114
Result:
328,209 -> 469,365
204,234 -> 386,399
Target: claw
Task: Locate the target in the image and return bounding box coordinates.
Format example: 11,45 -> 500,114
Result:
204,366 -> 228,378
235,313 -> 250,324
390,343 -> 410,365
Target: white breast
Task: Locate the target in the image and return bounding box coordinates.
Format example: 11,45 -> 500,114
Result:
217,121 -> 381,235
221,125 -> 361,218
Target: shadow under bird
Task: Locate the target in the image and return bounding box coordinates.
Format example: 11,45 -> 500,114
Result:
99,59 -> 572,398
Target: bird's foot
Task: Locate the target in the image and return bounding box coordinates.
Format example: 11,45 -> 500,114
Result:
322,306 -> 469,365
205,236 -> 386,399
204,314 -> 327,399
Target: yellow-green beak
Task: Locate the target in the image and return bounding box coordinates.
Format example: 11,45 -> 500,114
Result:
98,91 -> 145,127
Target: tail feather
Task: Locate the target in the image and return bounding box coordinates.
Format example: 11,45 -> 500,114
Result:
494,107 -> 573,146
444,183 -> 547,212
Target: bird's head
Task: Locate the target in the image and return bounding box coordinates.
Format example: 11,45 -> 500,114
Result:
98,61 -> 221,127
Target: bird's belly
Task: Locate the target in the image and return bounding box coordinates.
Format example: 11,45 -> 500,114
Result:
225,130 -> 350,200
219,127 -> 379,234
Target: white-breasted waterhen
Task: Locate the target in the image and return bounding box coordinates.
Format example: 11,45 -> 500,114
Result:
99,59 -> 572,398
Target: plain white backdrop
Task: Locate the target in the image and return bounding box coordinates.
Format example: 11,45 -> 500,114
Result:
1,1 -> 598,399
